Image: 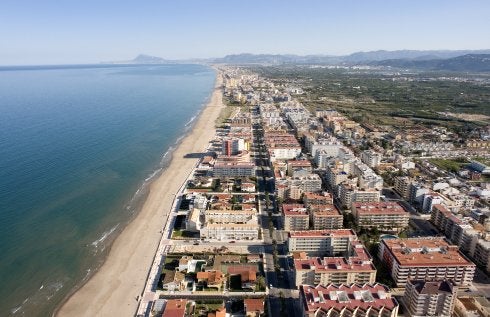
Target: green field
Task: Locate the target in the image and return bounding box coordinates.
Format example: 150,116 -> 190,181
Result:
429,158 -> 469,173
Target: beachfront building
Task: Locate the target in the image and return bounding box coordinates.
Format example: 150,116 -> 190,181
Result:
283,204 -> 309,231
200,223 -> 260,240
404,280 -> 457,317
213,161 -> 255,178
288,229 -> 358,256
351,202 -> 409,232
378,238 -> 476,287
203,208 -> 257,225
299,284 -> 399,317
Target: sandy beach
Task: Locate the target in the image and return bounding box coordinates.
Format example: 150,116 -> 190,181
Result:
56,71 -> 223,317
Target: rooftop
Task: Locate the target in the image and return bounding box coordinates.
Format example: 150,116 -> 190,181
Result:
300,284 -> 397,314
382,238 -> 475,267
352,202 -> 407,215
290,229 -> 356,238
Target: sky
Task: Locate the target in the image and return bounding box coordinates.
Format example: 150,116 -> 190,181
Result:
1,0 -> 489,65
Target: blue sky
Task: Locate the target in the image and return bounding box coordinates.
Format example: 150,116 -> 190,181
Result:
1,0 -> 489,65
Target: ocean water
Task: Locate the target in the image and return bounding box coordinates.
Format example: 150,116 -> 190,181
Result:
0,64 -> 216,316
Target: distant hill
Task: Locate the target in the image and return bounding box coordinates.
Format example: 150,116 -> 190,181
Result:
342,49 -> 490,62
211,51 -> 490,72
107,54 -> 176,64
371,54 -> 490,72
104,51 -> 490,72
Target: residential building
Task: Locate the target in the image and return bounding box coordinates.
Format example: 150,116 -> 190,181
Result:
294,240 -> 376,286
244,298 -> 265,317
422,193 -> 444,213
431,204 -> 480,256
309,204 -> 343,230
200,223 -> 259,240
339,184 -> 380,209
283,204 -> 309,231
378,238 -> 476,287
213,161 -> 255,178
394,176 -> 412,200
299,283 -> 399,317
288,229 -> 357,256
473,240 -> 490,273
287,159 -> 312,176
360,150 -> 382,168
162,299 -> 187,317
204,208 -> 256,225
351,202 -> 409,232
404,280 -> 457,317
303,192 -> 333,205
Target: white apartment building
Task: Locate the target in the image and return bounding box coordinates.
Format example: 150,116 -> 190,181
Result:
200,223 -> 259,240
288,229 -> 357,256
360,150 -> 382,168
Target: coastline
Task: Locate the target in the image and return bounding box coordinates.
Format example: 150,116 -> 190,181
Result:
56,69 -> 223,317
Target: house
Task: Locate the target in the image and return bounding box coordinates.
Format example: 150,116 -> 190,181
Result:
196,270 -> 224,290
247,254 -> 261,263
162,299 -> 188,317
244,298 -> 265,317
228,266 -> 257,289
208,307 -> 226,317
161,271 -> 186,291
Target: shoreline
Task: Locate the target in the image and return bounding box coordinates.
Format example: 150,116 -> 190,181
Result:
55,69 -> 223,317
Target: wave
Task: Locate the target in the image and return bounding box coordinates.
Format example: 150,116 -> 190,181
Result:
184,115 -> 197,127
91,224 -> 119,248
11,280 -> 65,315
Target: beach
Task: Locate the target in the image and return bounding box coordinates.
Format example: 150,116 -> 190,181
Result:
56,70 -> 223,317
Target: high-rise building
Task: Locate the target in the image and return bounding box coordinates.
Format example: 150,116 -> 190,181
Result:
404,280 -> 457,317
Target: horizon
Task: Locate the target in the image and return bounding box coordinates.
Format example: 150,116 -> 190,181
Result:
1,0 -> 490,65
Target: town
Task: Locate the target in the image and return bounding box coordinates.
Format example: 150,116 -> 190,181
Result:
137,66 -> 490,317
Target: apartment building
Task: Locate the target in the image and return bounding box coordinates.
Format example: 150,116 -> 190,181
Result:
378,238 -> 476,287
360,150 -> 382,168
204,208 -> 256,225
309,204 -> 343,230
351,202 -> 409,232
294,240 -> 376,286
303,192 -> 333,205
431,204 -> 480,256
200,223 -> 259,240
394,176 -> 412,200
283,204 -> 309,231
213,161 -> 255,178
288,229 -> 358,256
299,284 -> 399,317
339,184 -> 380,209
404,280 -> 457,317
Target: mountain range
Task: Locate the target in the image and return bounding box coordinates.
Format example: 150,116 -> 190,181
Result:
112,50 -> 490,72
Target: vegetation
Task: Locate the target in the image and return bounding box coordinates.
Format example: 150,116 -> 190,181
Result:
429,157 -> 469,173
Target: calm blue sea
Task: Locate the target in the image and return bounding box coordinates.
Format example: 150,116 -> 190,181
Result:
0,64 -> 216,316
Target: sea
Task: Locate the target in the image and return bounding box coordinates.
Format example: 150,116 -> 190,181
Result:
0,64 -> 216,316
